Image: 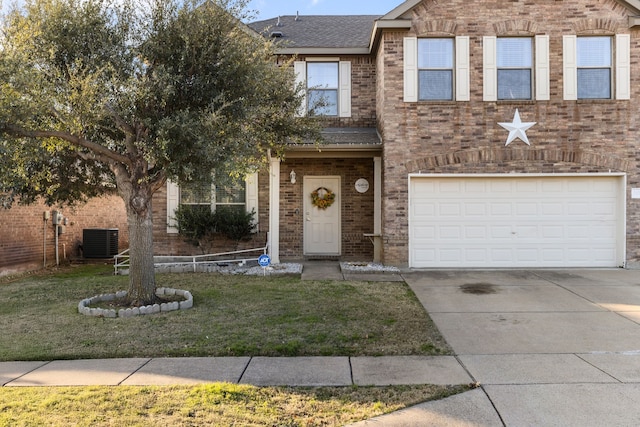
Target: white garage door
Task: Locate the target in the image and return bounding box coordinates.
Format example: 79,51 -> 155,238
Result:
409,175 -> 625,268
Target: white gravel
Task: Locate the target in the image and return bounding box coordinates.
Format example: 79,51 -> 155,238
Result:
340,262 -> 400,273
220,261 -> 400,276
243,263 -> 303,276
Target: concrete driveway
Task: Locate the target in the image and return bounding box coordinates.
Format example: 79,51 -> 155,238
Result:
359,269 -> 640,426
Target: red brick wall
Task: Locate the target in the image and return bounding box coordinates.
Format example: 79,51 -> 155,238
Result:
0,195 -> 129,275
377,0 -> 640,266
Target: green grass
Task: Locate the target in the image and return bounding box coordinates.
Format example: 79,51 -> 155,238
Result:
0,264 -> 451,361
0,383 -> 470,426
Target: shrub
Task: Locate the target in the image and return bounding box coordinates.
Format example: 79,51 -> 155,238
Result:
175,205 -> 218,241
214,206 -> 256,243
175,205 -> 255,251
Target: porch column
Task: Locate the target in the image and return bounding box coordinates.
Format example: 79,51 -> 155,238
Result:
373,156 -> 382,263
269,156 -> 281,264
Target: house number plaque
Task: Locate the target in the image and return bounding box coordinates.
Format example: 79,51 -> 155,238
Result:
355,178 -> 370,193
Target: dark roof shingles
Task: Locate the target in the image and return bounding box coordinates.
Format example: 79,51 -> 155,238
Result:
248,15 -> 379,49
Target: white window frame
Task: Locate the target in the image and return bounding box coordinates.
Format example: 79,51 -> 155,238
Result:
563,34 -> 630,101
294,59 -> 351,117
483,35 -> 549,101
404,36 -> 469,102
166,173 -> 259,234
417,38 -> 455,101
496,37 -> 533,100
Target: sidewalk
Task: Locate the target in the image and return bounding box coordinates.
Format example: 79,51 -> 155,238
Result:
1,355 -> 471,387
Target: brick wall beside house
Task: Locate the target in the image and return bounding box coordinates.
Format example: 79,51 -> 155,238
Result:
0,195 -> 129,275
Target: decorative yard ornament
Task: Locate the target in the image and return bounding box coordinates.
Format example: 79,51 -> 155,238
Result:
311,187 -> 336,210
498,109 -> 537,146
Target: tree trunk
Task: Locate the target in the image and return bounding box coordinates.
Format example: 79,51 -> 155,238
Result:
123,184 -> 157,306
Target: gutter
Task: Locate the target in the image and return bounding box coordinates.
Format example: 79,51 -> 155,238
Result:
276,47 -> 371,55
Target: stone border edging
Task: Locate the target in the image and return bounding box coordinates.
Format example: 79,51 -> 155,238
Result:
78,288 -> 193,318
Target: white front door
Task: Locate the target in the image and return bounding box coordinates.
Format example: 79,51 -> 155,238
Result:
304,176 -> 341,256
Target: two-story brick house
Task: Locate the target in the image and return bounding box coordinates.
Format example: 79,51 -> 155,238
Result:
157,0 -> 640,269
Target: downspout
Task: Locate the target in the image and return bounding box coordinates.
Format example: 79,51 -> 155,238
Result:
55,223 -> 59,266
43,213 -> 48,268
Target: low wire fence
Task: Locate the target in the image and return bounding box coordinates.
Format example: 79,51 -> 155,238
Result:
114,238 -> 269,275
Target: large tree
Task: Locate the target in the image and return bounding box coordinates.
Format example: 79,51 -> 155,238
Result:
0,0 -> 317,305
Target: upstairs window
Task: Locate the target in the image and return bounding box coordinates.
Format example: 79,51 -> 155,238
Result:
563,34 -> 629,101
418,38 -> 454,101
483,35 -> 549,101
404,36 -> 470,102
497,38 -> 532,100
294,60 -> 351,117
577,37 -> 611,99
307,62 -> 339,116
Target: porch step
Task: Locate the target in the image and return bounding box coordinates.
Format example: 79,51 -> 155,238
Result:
304,256 -> 340,261
301,261 -> 343,281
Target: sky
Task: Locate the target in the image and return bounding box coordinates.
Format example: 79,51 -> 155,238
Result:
0,0 -> 402,21
246,0 -> 400,20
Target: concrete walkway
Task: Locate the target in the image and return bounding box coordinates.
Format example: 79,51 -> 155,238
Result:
301,260 -> 405,282
0,355 -> 470,387
3,267 -> 640,426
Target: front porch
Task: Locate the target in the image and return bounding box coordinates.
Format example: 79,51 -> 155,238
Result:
268,128 -> 383,264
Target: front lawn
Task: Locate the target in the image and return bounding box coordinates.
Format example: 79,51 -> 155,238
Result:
0,265 -> 451,361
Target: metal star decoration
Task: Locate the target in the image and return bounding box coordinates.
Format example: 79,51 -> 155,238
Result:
498,109 -> 536,146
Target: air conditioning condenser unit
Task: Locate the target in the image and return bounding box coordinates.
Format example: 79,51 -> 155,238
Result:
83,228 -> 119,258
